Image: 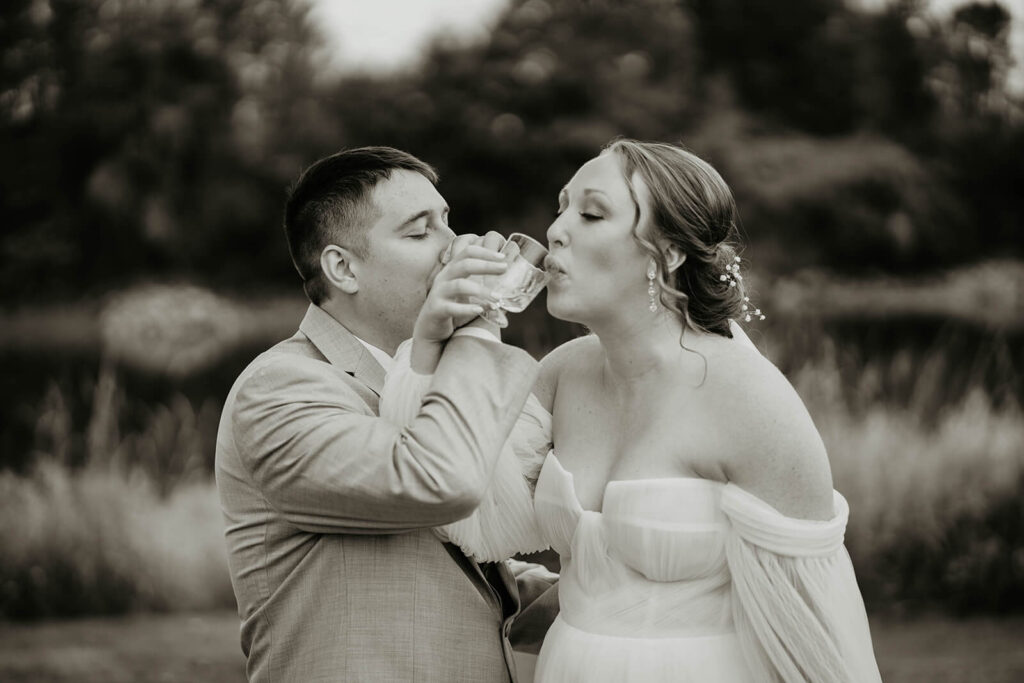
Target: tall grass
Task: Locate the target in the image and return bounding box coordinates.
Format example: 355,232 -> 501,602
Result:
1,299 -> 1022,618
792,342 -> 1024,614
0,363 -> 233,620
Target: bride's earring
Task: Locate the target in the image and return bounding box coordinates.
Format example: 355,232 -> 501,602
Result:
647,260 -> 658,312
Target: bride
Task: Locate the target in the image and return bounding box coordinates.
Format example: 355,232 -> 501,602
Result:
383,139 -> 881,682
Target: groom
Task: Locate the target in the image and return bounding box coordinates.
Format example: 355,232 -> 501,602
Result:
216,146 -> 557,682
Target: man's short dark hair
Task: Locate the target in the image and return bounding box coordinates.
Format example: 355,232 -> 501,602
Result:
284,146 -> 439,305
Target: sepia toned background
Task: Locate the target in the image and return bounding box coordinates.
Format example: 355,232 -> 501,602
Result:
1,0 -> 1023,680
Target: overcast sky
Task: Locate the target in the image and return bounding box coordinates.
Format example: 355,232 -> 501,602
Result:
308,0 -> 506,73
308,0 -> 1022,91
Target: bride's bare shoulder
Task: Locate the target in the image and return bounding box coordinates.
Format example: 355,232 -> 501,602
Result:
534,334 -> 600,411
704,342 -> 835,520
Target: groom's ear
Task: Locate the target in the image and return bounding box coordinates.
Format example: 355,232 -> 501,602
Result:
320,245 -> 359,294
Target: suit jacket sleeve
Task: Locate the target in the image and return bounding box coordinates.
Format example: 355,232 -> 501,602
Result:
231,336 -> 538,534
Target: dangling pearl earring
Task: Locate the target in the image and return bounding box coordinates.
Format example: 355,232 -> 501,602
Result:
647,260 -> 658,312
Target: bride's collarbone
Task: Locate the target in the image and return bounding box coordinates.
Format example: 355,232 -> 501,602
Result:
551,381 -> 730,505
552,415 -> 725,509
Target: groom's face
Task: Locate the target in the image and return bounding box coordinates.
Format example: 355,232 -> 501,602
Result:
349,170 -> 456,344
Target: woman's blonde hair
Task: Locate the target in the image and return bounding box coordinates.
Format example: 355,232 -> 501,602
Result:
604,139 -> 746,337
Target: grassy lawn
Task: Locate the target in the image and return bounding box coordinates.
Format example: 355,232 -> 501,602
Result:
1,612 -> 1023,682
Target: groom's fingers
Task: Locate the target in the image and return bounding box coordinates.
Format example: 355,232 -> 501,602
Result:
439,278 -> 499,303
440,257 -> 507,282
452,244 -> 505,259
441,231 -> 505,265
479,231 -> 506,252
441,234 -> 480,265
438,245 -> 505,274
442,302 -> 487,319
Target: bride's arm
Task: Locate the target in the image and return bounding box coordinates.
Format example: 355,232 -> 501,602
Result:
714,337 -> 879,681
719,341 -> 834,521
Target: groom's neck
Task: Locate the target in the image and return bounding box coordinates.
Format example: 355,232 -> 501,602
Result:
319,298 -> 403,356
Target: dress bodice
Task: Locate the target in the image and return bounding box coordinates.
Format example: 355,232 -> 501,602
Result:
533,453 -> 736,638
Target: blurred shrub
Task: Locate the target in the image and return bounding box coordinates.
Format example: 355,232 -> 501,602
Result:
0,372 -> 232,619
790,341 -> 1024,614
689,112 -> 968,274
764,260 -> 1024,332
0,283 -> 308,474
100,285 -> 247,378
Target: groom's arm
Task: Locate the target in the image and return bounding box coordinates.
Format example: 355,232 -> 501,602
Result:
232,335 -> 538,534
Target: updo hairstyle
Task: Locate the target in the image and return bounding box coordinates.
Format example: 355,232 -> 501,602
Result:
604,139 -> 747,337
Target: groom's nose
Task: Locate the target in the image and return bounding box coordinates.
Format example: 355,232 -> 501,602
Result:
438,238 -> 456,267
427,235 -> 457,287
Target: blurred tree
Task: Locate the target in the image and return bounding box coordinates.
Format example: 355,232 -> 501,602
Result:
923,2 -> 1023,262
326,0 -> 701,243
688,0 -> 943,138
936,1 -> 1016,119
689,0 -> 863,134
0,0 -> 323,301
1,0 -> 1021,303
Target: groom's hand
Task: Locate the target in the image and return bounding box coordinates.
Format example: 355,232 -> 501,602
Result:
439,231 -> 506,268
438,232 -> 508,340
439,231 -> 506,340
412,243 -> 506,373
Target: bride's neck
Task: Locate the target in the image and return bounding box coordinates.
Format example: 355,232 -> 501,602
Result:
591,311 -> 705,385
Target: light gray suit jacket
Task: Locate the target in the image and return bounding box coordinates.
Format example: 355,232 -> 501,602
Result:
216,305 -> 551,682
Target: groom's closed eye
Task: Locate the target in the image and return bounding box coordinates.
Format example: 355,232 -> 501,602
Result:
406,207 -> 450,239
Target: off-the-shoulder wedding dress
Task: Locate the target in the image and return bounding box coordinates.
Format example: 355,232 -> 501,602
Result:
381,339 -> 881,682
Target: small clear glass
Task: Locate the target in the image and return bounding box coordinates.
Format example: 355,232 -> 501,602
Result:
474,232 -> 550,328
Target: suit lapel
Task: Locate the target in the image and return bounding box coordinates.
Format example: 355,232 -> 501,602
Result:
298,304 -> 386,396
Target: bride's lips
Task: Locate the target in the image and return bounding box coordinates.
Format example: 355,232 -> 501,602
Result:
544,255 -> 567,281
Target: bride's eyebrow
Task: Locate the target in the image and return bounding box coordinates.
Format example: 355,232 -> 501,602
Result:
560,187 -> 612,201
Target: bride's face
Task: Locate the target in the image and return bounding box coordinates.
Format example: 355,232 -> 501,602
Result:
545,153 -> 652,325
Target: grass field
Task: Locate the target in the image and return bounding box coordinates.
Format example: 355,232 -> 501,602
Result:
1,612 -> 1023,682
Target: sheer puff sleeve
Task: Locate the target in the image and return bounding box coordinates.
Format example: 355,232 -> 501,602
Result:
720,485 -> 882,683
380,338 -> 551,562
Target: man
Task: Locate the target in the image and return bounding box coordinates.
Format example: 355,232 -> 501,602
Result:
215,146 -> 557,682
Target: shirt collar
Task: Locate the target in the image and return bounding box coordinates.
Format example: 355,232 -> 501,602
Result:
352,336 -> 394,374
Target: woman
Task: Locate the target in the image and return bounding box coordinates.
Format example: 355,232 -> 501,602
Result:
384,139 -> 881,682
